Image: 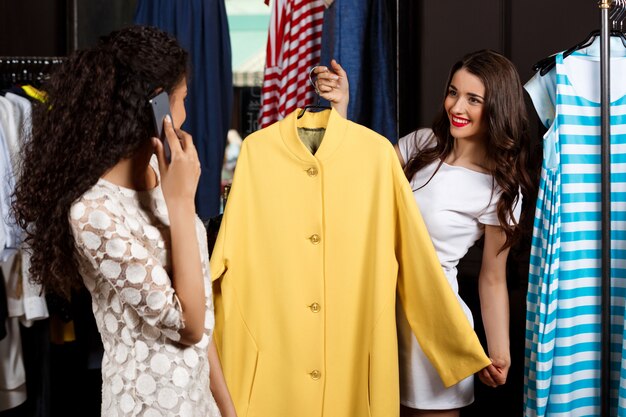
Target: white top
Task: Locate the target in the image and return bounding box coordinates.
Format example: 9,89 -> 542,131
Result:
398,128 -> 521,302
69,157 -> 220,417
396,128 -> 521,409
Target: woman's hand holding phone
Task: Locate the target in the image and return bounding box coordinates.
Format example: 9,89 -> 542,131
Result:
152,115 -> 201,210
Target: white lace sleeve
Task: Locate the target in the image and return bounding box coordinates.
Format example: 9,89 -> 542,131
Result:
69,194 -> 184,340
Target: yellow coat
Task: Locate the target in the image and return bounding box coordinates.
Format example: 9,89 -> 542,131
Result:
210,109 -> 490,417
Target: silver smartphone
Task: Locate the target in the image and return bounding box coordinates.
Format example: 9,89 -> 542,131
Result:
148,91 -> 173,163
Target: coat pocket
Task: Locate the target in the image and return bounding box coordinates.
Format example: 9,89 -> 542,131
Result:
221,297 -> 259,417
367,353 -> 373,417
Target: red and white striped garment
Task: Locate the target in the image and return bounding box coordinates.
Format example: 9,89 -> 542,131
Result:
259,0 -> 325,128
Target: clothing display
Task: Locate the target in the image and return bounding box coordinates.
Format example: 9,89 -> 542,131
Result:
319,0 -> 397,142
396,128 -> 522,409
0,85 -> 51,415
6,5 -> 620,417
0,270 -> 6,341
134,0 -> 233,220
0,91 -> 47,326
258,0 -> 325,127
524,38 -> 626,417
0,97 -> 19,263
0,125 -> 11,260
69,157 -> 220,417
210,109 -> 490,417
0,261 -> 26,412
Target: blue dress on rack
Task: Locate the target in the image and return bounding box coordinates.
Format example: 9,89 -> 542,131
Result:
134,0 -> 233,220
525,40 -> 626,417
319,0 -> 397,143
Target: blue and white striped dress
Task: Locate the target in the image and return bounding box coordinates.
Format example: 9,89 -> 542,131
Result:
525,45 -> 626,417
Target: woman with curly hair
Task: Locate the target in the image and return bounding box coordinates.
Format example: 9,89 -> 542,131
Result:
315,50 -> 533,416
13,26 -> 236,417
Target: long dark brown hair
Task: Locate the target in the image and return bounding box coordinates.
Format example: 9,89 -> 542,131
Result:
404,49 -> 533,249
12,26 -> 188,299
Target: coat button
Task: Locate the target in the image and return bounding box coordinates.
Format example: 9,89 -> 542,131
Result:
307,167 -> 318,177
309,234 -> 321,244
310,303 -> 321,313
310,370 -> 321,380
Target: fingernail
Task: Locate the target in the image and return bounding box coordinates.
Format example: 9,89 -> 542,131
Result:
165,115 -> 172,123
331,75 -> 339,80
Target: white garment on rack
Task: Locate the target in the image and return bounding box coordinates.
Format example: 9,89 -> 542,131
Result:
0,125 -> 18,262
1,93 -> 47,324
525,71 -> 557,129
18,250 -> 48,325
0,319 -> 27,412
1,249 -> 48,326
3,252 -> 24,318
0,97 -> 18,173
0,255 -> 27,412
0,131 -> 5,255
3,93 -> 31,172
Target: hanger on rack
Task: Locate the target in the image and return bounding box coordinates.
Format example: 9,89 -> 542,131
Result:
297,66 -> 332,119
0,56 -> 66,88
613,0 -> 626,31
533,0 -> 626,76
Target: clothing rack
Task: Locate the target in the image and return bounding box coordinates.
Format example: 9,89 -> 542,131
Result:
0,56 -> 66,89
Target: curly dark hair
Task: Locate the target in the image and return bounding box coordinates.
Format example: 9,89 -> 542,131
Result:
12,25 -> 189,299
403,49 -> 534,250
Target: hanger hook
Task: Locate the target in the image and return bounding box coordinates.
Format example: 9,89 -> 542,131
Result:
612,0 -> 626,30
308,66 -> 320,95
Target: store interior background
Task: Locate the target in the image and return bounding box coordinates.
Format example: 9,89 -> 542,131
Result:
0,1 -> 598,129
0,1 -> 600,416
0,0 -> 598,147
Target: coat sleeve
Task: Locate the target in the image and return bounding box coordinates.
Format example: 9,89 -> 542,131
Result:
210,216 -> 228,283
392,155 -> 491,387
210,139 -> 249,283
209,139 -> 250,359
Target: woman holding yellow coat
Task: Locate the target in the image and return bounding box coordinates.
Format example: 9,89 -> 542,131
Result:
315,50 -> 532,417
210,100 -> 492,414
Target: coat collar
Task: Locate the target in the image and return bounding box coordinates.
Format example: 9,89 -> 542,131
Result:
278,108 -> 347,162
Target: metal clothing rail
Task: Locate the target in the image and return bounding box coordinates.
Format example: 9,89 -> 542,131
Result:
0,56 -> 66,88
599,3 -> 611,417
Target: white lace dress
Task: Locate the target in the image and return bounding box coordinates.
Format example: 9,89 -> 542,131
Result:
69,160 -> 221,417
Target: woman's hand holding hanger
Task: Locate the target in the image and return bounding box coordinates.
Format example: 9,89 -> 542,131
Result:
313,59 -> 349,118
